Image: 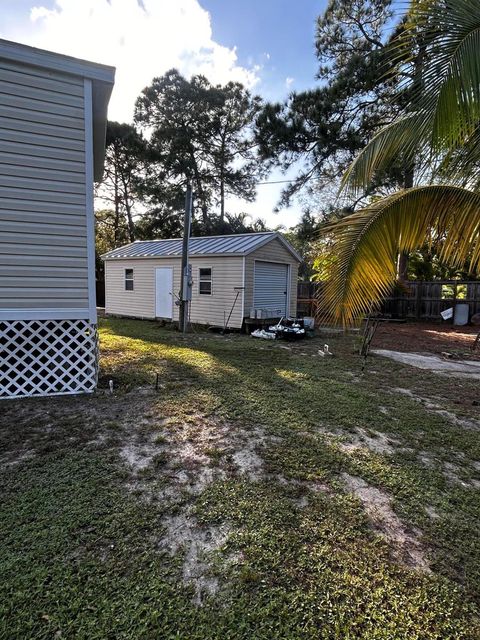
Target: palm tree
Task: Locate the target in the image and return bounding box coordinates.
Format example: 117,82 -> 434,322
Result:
322,0 -> 480,326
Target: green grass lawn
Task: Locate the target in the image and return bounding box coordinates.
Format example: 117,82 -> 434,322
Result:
1,318 -> 479,639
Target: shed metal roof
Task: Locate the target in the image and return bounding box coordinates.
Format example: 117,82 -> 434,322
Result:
102,232 -> 302,262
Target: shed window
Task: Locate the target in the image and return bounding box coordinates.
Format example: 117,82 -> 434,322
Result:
125,268 -> 134,291
199,267 -> 212,295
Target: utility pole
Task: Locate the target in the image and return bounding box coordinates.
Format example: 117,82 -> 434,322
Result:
179,184 -> 193,333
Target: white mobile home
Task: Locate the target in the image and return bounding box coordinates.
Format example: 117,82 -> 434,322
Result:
0,40 -> 115,399
103,232 -> 302,329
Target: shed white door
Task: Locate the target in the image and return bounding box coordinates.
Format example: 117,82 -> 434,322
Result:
155,268 -> 173,318
254,261 -> 289,315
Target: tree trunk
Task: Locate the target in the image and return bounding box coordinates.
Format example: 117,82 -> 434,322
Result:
219,136 -> 226,223
397,165 -> 414,281
397,253 -> 408,281
114,163 -> 120,247
193,170 -> 209,230
220,169 -> 225,223
201,202 -> 209,230
125,202 -> 135,243
119,169 -> 135,243
396,40 -> 425,282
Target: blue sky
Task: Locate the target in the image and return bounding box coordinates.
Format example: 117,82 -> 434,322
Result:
201,0 -> 323,100
2,0 -> 324,108
0,0 -> 327,226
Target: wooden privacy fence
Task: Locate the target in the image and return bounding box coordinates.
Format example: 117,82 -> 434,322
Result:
297,281 -> 321,318
297,280 -> 480,321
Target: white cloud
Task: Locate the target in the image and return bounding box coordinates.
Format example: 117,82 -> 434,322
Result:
2,0 -> 304,226
4,0 -> 260,122
285,76 -> 294,89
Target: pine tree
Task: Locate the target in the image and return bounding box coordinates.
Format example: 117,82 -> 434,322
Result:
134,69 -> 262,233
255,0 -> 403,210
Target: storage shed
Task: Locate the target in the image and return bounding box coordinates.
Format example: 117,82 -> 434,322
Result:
102,232 -> 302,329
0,39 -> 115,399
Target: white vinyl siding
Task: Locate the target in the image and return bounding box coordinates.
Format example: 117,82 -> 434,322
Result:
105,259 -> 157,319
190,259 -> 243,327
105,256 -> 245,328
0,58 -> 88,315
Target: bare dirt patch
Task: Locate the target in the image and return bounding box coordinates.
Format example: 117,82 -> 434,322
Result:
160,510 -> 230,605
120,441 -> 159,472
442,462 -> 480,489
373,323 -> 480,360
110,404 -> 277,603
0,392 -> 269,605
338,427 -> 402,455
341,473 -> 430,572
393,387 -> 480,431
425,505 -> 440,520
417,451 -> 480,486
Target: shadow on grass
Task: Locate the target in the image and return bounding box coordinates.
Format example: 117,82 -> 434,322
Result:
99,318 -> 480,601
1,317 -> 478,638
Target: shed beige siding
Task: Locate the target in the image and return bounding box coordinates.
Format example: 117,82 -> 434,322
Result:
0,58 -> 88,313
244,238 -> 299,316
105,256 -> 245,328
105,259 -> 157,318
189,257 -> 244,327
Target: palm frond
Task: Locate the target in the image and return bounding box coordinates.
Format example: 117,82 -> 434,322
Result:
437,123 -> 480,188
321,185 -> 480,326
340,112 -> 433,193
342,0 -> 480,194
415,1 -> 480,151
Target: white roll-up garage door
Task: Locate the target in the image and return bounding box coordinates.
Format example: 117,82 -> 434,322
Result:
254,261 -> 289,316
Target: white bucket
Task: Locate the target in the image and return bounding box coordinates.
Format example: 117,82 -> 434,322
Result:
303,316 -> 315,330
454,303 -> 469,326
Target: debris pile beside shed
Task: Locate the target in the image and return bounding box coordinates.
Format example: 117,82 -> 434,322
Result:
251,317 -> 313,341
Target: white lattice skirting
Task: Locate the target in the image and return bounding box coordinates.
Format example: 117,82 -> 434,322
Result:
1,319 -> 98,399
